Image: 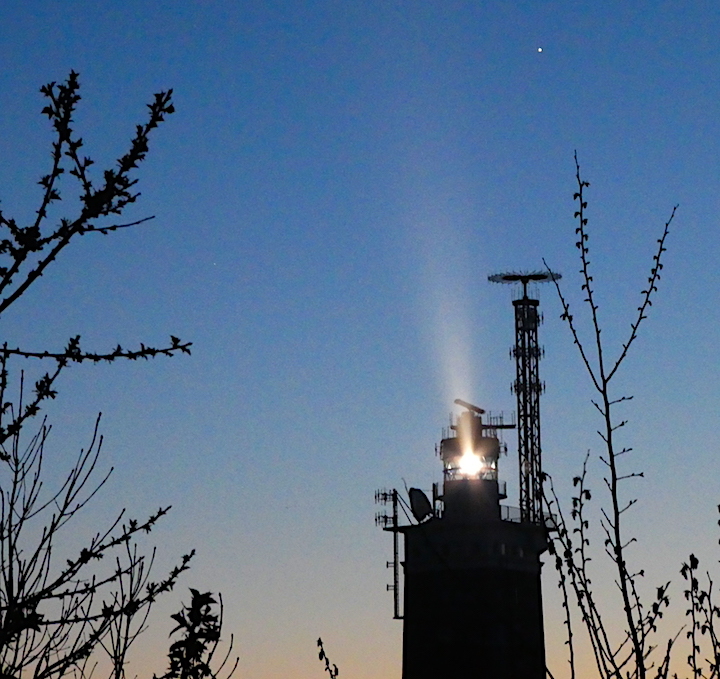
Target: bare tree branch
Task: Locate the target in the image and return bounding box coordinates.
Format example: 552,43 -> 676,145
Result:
544,155 -> 686,679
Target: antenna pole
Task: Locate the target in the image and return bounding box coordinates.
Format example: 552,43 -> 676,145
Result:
391,489 -> 401,619
375,488 -> 403,619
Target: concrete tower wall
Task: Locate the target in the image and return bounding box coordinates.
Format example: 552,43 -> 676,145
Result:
400,481 -> 547,679
402,566 -> 545,679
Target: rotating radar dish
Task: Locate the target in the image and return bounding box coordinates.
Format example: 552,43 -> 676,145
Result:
488,270 -> 561,285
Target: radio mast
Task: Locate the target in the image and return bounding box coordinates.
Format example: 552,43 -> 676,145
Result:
488,270 -> 560,524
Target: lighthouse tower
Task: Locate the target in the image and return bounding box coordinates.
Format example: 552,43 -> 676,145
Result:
396,403 -> 547,679
375,271 -> 557,679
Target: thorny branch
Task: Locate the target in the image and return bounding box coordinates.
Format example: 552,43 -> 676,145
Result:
0,413 -> 196,679
0,72 -> 191,433
544,153 -> 679,679
317,638 -> 339,679
0,72 -> 201,679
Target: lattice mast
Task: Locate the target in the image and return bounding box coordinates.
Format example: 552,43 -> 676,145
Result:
488,271 -> 560,524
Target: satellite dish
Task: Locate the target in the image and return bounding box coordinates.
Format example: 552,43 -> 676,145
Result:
409,488 -> 433,523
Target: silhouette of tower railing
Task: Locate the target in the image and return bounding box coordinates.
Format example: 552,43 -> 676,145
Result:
489,271 -> 560,524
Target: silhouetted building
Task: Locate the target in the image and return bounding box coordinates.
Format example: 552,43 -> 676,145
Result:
400,407 -> 547,679
376,272 -> 557,679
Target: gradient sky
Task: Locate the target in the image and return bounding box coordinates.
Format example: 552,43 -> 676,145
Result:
2,2 -> 720,677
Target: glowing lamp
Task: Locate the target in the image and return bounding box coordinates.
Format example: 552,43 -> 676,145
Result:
458,450 -> 482,476
440,408 -> 503,481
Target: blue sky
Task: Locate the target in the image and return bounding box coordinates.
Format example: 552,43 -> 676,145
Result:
2,2 -> 720,677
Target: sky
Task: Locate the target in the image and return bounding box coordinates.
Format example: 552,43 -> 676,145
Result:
1,1 -> 720,677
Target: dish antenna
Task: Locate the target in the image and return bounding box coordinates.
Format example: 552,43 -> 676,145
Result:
408,488 -> 433,523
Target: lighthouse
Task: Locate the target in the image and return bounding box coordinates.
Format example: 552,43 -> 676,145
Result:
375,271 -> 558,679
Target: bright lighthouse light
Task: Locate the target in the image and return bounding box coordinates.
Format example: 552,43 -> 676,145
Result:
458,450 -> 482,476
